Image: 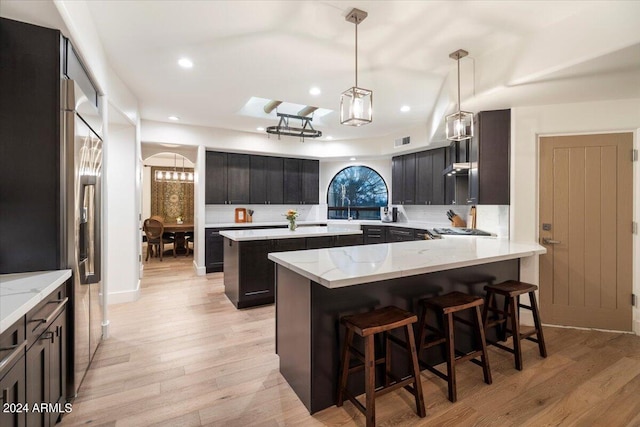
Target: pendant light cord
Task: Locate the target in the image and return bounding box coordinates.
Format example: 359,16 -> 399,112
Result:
456,55 -> 461,112
354,17 -> 358,87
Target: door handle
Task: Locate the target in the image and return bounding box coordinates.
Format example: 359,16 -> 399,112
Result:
542,238 -> 561,245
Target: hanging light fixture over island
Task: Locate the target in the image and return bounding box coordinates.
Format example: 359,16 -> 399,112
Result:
340,8 -> 372,126
446,49 -> 474,141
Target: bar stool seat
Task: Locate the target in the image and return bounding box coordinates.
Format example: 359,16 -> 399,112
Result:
483,281 -> 547,370
417,291 -> 492,403
337,306 -> 426,427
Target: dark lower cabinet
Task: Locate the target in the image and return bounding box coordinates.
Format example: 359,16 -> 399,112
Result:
305,236 -> 334,249
0,282 -> 69,427
0,319 -> 26,427
334,234 -> 364,246
386,227 -> 416,242
362,226 -> 385,244
224,237 -> 307,308
26,298 -> 67,427
205,229 -> 224,273
223,233 -> 362,308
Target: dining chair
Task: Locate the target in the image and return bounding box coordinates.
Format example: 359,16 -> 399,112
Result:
143,218 -> 175,261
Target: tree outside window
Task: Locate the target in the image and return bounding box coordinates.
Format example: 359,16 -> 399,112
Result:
327,166 -> 388,220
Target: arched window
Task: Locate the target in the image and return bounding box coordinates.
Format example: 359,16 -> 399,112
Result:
327,166 -> 388,220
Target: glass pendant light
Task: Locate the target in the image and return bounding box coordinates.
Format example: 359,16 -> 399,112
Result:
340,8 -> 372,126
446,49 -> 474,141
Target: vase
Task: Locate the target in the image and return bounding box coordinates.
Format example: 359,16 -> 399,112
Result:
289,220 -> 297,231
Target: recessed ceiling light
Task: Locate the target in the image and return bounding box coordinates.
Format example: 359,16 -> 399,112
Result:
168,116 -> 180,121
178,58 -> 193,68
256,127 -> 265,131
400,105 -> 411,112
309,87 -> 321,96
350,157 -> 356,161
326,136 -> 334,140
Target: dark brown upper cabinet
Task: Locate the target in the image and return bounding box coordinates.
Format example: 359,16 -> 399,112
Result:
205,151 -> 250,204
391,153 -> 416,204
468,109 -> 510,205
415,148 -> 446,205
250,155 -> 284,204
283,158 -> 319,204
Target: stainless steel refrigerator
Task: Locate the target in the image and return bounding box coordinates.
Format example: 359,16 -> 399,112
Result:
62,77 -> 104,398
0,18 -> 104,400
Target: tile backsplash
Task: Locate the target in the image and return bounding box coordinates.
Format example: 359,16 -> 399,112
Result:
205,203 -> 510,238
205,204 -> 320,223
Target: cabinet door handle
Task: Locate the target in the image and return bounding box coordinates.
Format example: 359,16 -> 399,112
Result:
245,290 -> 269,296
0,341 -> 27,371
30,297 -> 68,332
39,331 -> 54,344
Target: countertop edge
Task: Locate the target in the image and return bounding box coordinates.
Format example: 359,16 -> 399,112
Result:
0,269 -> 72,335
221,228 -> 363,241
269,243 -> 545,289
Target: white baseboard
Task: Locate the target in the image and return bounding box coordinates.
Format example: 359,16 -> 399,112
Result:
102,320 -> 110,339
108,280 -> 141,304
194,260 -> 206,276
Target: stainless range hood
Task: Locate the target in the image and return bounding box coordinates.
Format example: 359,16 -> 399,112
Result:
442,140 -> 470,176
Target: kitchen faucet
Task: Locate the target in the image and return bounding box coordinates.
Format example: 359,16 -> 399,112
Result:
341,184 -> 352,220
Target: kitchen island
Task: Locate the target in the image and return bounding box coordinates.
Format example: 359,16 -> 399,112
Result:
268,237 -> 546,413
220,226 -> 363,308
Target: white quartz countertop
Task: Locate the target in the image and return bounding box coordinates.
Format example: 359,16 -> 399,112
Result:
268,238 -> 546,289
0,270 -> 71,334
220,226 -> 363,241
205,220 -> 327,228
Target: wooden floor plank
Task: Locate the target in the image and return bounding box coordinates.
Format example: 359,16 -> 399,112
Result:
59,255 -> 640,427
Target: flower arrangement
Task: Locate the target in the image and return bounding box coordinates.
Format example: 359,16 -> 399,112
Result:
284,209 -> 299,230
176,215 -> 183,224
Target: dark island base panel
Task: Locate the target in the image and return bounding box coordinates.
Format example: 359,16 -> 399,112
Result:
276,259 -> 519,414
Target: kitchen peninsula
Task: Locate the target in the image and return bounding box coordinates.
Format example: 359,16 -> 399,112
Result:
220,226 -> 363,308
268,238 -> 546,413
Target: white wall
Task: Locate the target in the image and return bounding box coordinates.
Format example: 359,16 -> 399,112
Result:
105,113 -> 139,304
511,98 -> 640,334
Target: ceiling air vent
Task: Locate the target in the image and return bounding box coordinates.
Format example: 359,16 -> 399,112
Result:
394,136 -> 410,147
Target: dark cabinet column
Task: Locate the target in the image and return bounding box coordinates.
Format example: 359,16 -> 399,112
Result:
468,109 -> 510,205
391,156 -> 403,204
205,229 -> 224,273
0,355 -> 26,427
402,154 -> 416,204
283,159 -> 302,204
249,155 -> 267,204
205,151 -> 227,204
301,159 -> 319,204
432,148 -> 446,204
226,153 -> 250,204
266,156 -> 284,204
415,151 -> 434,204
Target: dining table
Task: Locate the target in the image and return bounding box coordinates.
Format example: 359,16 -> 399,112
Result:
163,222 -> 194,256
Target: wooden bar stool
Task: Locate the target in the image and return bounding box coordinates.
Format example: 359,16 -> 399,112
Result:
337,306 -> 426,427
416,291 -> 492,403
482,281 -> 547,370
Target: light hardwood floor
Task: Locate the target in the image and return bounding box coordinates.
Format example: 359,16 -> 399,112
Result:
60,254 -> 640,426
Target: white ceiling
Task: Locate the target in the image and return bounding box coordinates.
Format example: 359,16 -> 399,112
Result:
3,1 -> 640,144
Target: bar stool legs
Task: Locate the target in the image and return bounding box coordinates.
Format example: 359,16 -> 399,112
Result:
417,292 -> 492,403
483,281 -> 548,370
337,306 -> 426,427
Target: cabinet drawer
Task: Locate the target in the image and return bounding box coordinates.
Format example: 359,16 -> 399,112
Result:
26,284 -> 67,349
0,317 -> 26,377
